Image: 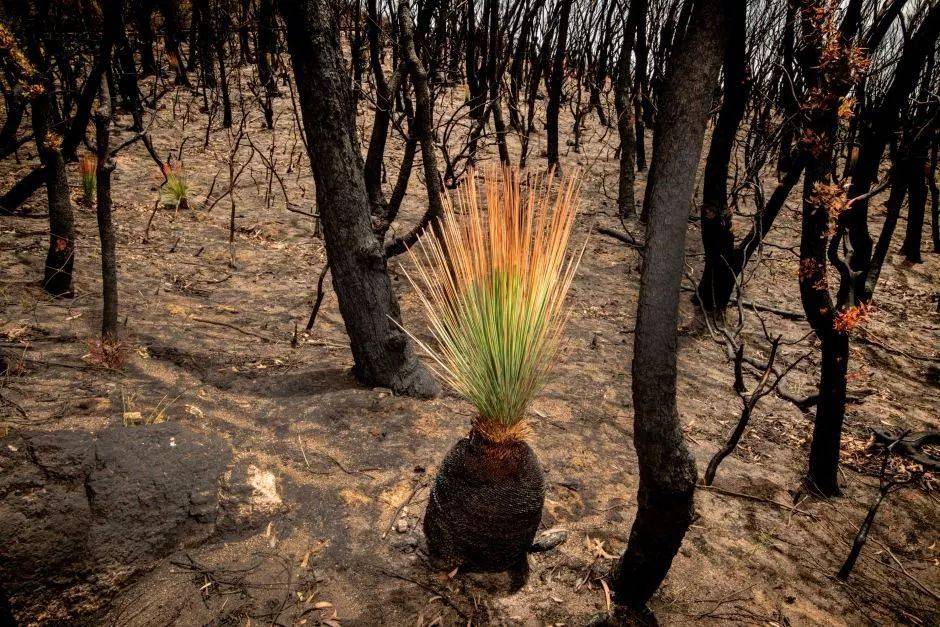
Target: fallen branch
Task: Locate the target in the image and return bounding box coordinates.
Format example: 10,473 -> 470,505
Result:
597,226 -> 642,249
191,317 -> 276,342
697,484 -> 817,520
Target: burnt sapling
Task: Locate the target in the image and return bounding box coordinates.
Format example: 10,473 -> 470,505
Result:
400,166 -> 584,575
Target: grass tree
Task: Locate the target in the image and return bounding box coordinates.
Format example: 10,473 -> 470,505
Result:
402,167 -> 583,577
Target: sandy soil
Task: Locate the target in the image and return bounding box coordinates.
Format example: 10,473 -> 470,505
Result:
1,64 -> 938,626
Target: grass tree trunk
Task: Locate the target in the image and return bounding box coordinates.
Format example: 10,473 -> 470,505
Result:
610,0 -> 728,615
279,0 -> 439,399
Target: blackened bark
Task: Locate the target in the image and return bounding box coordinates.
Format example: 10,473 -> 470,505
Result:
930,139 -> 939,253
134,0 -> 158,76
115,21 -> 144,131
33,92 -> 75,298
279,0 -> 439,398
864,161 -> 908,297
900,142 -> 928,263
257,0 -> 279,127
632,0 -> 649,172
776,0 -> 797,176
363,0 -> 400,219
94,109 -> 119,340
216,37 -> 233,128
0,87 -> 23,158
796,0 -> 848,497
610,0 -> 728,612
614,3 -> 637,218
238,0 -> 253,64
546,0 -> 572,170
485,0 -> 510,165
157,0 -> 190,86
696,0 -> 748,311
384,0 -> 445,257
846,4 -> 940,284
807,332 -> 849,496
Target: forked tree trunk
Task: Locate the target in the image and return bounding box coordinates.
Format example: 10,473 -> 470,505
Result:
279,0 -> 439,398
696,0 -> 748,311
610,0 -> 727,614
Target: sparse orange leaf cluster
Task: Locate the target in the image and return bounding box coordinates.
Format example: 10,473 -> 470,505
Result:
833,302 -> 871,334
811,181 -> 850,234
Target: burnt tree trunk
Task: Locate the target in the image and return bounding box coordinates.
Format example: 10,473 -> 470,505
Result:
546,0 -> 572,171
157,0 -> 190,86
257,0 -> 279,127
614,2 -> 637,218
900,138 -> 928,264
363,0 -> 400,222
33,92 -> 75,298
632,0 -> 649,172
776,1 -> 797,177
696,0 -> 748,311
610,0 -> 727,614
384,0 -> 445,257
134,0 -> 158,77
807,331 -> 849,496
930,138 -> 939,253
94,106 -> 119,340
279,0 -> 439,398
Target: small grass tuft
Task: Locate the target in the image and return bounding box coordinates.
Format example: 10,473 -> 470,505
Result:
160,161 -> 190,210
79,154 -> 97,205
121,387 -> 183,426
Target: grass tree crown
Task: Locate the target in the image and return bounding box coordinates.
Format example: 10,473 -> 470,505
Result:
402,166 -> 584,443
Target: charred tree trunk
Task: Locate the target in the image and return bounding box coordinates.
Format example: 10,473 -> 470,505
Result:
610,0 -> 727,614
94,106 -> 119,340
632,0 -> 649,172
776,0 -> 797,177
807,332 -> 849,496
363,0 -> 400,222
257,0 -> 279,127
115,21 -> 144,131
696,0 -> 748,311
280,0 -> 439,398
0,85 -> 23,159
134,0 -> 158,77
33,92 -> 75,298
796,0 -> 851,497
546,0 -> 572,171
614,3 -> 637,218
238,0 -> 253,65
900,138 -> 928,263
384,0 -> 445,257
158,0 -> 190,86
930,138 -> 939,253
216,36 -> 233,128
